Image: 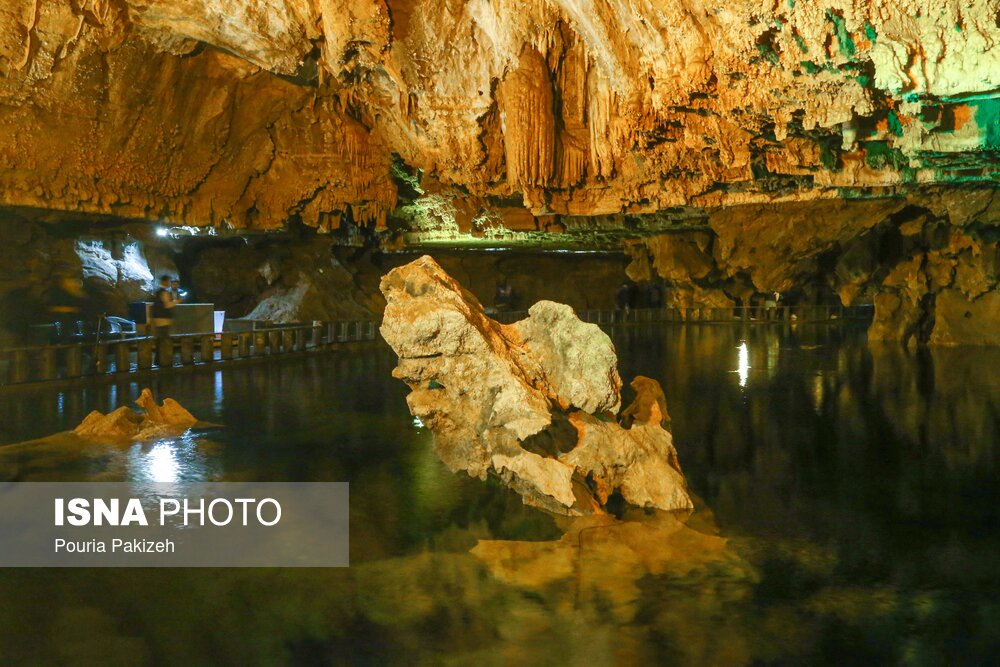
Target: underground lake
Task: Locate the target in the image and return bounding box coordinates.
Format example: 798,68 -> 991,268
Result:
0,321 -> 997,665
4,3 -> 1000,661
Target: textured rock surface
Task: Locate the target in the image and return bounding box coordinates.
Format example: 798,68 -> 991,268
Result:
620,193 -> 1000,345
930,289 -> 1000,347
0,216 -> 181,344
864,210 -> 1000,346
191,242 -> 385,323
0,1 -> 998,234
74,389 -> 198,441
513,302 -> 622,414
1,0 -> 999,344
380,255 -> 691,515
620,376 -> 671,429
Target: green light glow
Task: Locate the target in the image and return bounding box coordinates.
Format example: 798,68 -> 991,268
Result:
827,11 -> 857,58
970,98 -> 1000,150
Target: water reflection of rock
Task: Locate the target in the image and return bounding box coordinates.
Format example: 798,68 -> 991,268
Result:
620,324 -> 1000,537
471,509 -> 755,622
869,344 -> 1000,468
1,328 -> 998,664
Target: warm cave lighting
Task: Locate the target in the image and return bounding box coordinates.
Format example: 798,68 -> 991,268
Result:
735,341 -> 751,388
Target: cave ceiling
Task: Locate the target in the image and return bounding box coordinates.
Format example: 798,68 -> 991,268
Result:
0,0 -> 998,249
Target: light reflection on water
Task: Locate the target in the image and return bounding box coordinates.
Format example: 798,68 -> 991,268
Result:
141,441 -> 180,483
0,326 -> 998,665
735,340 -> 750,388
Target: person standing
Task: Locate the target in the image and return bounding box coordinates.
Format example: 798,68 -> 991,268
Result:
494,279 -> 513,311
170,279 -> 184,304
615,282 -> 633,319
151,276 -> 176,364
645,283 -> 663,309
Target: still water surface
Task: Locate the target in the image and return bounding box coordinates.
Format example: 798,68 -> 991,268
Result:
0,323 -> 998,666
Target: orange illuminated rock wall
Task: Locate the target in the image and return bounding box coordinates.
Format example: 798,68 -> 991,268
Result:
1,0 -> 999,343
2,0 -> 998,233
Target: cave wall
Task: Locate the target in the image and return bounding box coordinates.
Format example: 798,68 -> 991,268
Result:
624,189 -> 1000,345
0,3 -> 395,232
2,204 -> 996,347
1,1 -> 998,234
186,244 -> 632,321
0,211 -> 633,344
1,1 -> 998,345
0,214 -> 179,345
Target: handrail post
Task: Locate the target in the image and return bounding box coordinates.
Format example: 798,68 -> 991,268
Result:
9,350 -> 28,384
157,337 -> 174,368
65,345 -> 83,378
221,332 -> 235,360
236,332 -> 250,358
94,343 -> 108,374
200,335 -> 214,363
39,348 -> 57,381
115,342 -> 131,373
252,331 -> 266,357
180,337 -> 195,365
137,339 -> 154,369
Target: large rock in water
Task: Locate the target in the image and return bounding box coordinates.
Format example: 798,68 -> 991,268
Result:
74,389 -> 198,441
379,255 -> 692,516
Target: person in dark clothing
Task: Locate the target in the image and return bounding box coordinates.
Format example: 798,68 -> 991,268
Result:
151,276 -> 177,366
170,279 -> 185,304
494,279 -> 514,311
645,283 -> 663,308
615,283 -> 632,312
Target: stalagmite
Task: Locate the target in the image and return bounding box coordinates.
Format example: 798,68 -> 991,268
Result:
379,255 -> 692,516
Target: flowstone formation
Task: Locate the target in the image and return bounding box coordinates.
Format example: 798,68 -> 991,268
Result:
1,1 -> 998,345
380,255 -> 691,515
1,1 -> 997,234
74,389 -> 198,441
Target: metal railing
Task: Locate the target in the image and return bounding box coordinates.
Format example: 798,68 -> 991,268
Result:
0,320 -> 380,386
493,304 -> 874,325
0,304 -> 873,386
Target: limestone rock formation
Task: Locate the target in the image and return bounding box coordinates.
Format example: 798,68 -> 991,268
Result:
620,376 -> 671,429
864,211 -> 1000,346
380,255 -> 691,515
1,1 -> 999,345
74,389 -> 198,441
1,1 -> 998,236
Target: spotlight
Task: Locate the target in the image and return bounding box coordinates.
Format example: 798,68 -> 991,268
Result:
155,227 -> 169,238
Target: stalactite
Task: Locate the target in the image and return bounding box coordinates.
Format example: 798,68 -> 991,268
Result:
498,47 -> 556,190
